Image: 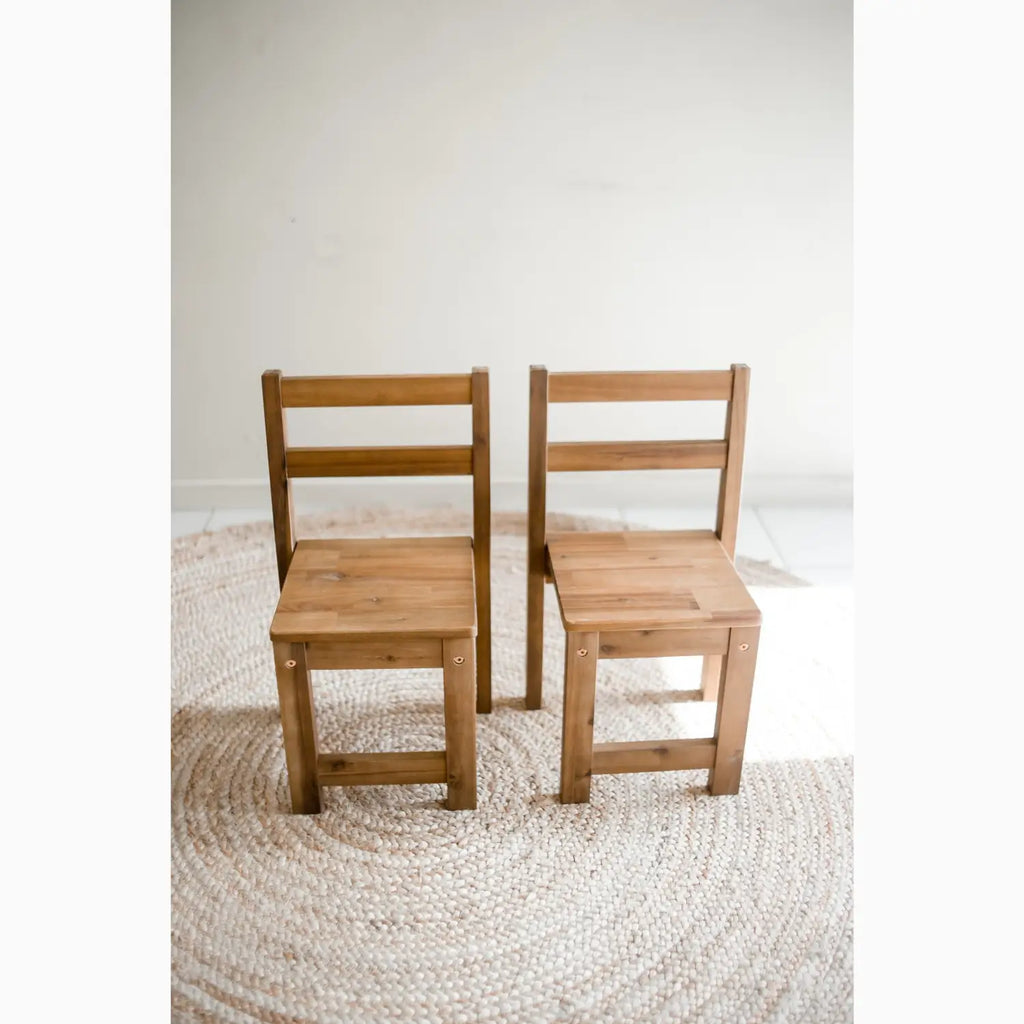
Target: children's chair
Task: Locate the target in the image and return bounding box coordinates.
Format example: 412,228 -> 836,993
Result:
525,365 -> 761,802
262,369 -> 491,812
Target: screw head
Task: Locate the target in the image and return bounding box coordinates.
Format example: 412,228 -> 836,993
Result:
453,655 -> 465,665
576,648 -> 589,657
285,659 -> 297,668
738,643 -> 749,652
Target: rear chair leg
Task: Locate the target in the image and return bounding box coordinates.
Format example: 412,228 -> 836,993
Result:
273,641 -> 321,814
708,626 -> 760,795
525,564 -> 545,709
700,655 -> 723,702
560,632 -> 598,804
443,637 -> 477,810
475,630 -> 491,715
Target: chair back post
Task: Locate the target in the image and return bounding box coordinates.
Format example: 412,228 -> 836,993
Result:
714,363 -> 750,559
525,365 -> 549,707
262,369 -> 295,588
470,367 -> 492,712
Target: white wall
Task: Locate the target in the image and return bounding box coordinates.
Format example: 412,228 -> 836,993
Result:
173,0 -> 851,509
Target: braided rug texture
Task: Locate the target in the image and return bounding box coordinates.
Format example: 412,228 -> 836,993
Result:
172,509 -> 853,1024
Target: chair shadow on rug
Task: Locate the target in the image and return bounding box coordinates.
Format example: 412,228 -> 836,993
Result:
619,688 -> 706,705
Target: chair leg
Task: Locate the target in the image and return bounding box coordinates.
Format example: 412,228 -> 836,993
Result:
273,641 -> 321,814
474,540 -> 492,715
475,615 -> 492,715
443,637 -> 477,810
560,631 -> 598,804
525,563 -> 545,710
700,655 -> 723,702
708,626 -> 760,795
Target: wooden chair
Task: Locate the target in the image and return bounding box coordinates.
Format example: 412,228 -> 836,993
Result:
262,369 -> 491,813
525,365 -> 761,803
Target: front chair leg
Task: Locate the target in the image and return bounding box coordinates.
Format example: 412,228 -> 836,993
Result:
560,631 -> 598,804
443,637 -> 477,810
273,641 -> 321,814
708,626 -> 761,796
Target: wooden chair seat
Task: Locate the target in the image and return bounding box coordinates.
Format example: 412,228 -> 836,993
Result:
547,530 -> 760,632
271,537 -> 477,643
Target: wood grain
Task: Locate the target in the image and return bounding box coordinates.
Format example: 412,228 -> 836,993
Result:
443,637 -> 477,810
471,367 -> 492,713
285,445 -> 473,478
547,530 -> 761,631
708,625 -> 760,795
317,750 -> 447,786
273,642 -> 321,813
591,738 -> 717,774
270,537 -> 477,642
525,365 -> 548,710
547,440 -> 726,473
596,627 -> 729,659
280,374 -> 472,407
305,638 -> 443,670
559,632 -> 598,804
548,370 -> 733,403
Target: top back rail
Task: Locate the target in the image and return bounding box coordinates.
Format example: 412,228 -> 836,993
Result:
530,364 -> 750,557
548,369 -> 734,404
280,373 -> 473,408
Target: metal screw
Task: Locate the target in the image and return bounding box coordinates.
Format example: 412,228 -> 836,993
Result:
453,656 -> 465,665
577,648 -> 589,657
739,643 -> 749,652
285,659 -> 297,668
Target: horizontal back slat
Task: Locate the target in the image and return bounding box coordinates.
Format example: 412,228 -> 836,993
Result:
548,370 -> 733,403
286,445 -> 473,477
281,374 -> 472,408
547,440 -> 727,472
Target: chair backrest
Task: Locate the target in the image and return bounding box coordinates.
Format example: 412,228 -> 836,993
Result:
528,364 -> 750,565
262,369 -> 490,588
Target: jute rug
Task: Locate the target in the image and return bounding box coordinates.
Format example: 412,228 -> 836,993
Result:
172,510 -> 853,1024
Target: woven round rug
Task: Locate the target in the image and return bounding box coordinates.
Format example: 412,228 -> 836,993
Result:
172,509 -> 853,1024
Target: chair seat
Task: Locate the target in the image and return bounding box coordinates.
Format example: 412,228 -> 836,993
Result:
547,529 -> 761,632
270,536 -> 477,643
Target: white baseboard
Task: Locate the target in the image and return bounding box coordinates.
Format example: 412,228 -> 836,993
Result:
172,474 -> 852,510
